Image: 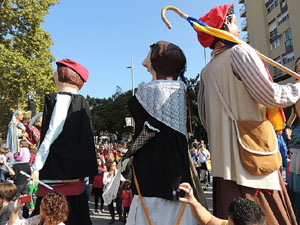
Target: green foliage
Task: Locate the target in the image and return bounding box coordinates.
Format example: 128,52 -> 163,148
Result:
0,0 -> 58,137
87,86 -> 133,140
185,74 -> 207,143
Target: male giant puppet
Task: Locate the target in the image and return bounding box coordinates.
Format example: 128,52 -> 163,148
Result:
32,59 -> 98,225
197,4 -> 299,224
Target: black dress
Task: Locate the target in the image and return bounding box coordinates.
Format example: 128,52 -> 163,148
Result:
129,96 -> 192,201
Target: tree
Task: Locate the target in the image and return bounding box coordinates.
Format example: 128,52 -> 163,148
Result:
185,75 -> 207,143
87,86 -> 133,140
0,0 -> 58,137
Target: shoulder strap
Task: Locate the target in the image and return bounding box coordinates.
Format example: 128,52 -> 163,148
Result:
207,62 -> 237,121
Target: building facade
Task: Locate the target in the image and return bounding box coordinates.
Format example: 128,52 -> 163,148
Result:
239,0 -> 300,83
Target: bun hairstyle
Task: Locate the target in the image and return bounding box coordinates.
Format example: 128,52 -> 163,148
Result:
56,64 -> 84,90
150,41 -> 186,80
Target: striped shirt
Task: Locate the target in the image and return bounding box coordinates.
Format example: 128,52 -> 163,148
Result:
198,44 -> 300,128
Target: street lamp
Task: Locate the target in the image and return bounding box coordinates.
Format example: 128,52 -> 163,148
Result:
126,56 -> 135,96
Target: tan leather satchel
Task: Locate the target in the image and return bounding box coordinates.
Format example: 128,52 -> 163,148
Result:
208,63 -> 281,175
235,120 -> 282,175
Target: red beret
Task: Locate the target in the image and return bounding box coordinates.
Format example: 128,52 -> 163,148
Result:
56,59 -> 89,82
197,4 -> 234,48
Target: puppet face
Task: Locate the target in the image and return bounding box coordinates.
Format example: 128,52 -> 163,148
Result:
296,59 -> 300,74
52,70 -> 59,87
224,14 -> 239,38
142,49 -> 157,81
16,111 -> 24,122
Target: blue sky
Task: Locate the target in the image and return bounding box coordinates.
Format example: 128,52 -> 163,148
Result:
42,0 -> 245,98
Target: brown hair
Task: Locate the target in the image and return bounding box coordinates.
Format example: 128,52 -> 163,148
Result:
150,41 -> 186,80
0,147 -> 9,154
0,182 -> 17,202
40,191 -> 69,224
106,159 -> 116,172
57,65 -> 84,90
19,139 -> 29,148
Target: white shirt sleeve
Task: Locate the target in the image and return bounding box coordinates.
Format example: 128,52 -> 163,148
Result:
33,94 -> 72,171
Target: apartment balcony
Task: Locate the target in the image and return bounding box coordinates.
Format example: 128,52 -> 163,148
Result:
242,33 -> 249,43
239,0 -> 245,3
241,19 -> 248,31
239,4 -> 246,17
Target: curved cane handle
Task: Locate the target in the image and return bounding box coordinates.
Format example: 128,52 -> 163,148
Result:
161,6 -> 188,29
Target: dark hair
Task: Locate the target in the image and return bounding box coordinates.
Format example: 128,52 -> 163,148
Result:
57,64 -> 84,90
228,198 -> 266,225
40,191 -> 69,224
295,57 -> 300,72
150,41 -> 186,80
0,182 -> 17,202
19,139 -> 29,148
209,6 -> 235,49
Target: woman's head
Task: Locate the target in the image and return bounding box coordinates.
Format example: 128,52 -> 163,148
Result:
0,182 -> 17,203
142,41 -> 186,81
40,191 -> 69,224
106,159 -> 116,172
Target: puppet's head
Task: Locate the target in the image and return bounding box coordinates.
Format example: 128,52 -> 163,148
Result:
196,4 -> 237,49
54,59 -> 89,91
142,41 -> 186,81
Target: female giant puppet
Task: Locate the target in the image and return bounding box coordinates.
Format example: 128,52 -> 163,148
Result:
125,41 -> 206,225
32,59 -> 98,225
196,4 -> 299,224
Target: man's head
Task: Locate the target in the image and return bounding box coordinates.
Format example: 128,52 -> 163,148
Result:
15,110 -> 24,122
142,41 -> 186,80
228,198 -> 266,225
54,59 -> 89,90
196,4 -> 239,49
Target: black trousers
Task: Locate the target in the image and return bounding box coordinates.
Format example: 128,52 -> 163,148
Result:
93,187 -> 104,210
108,197 -> 122,218
16,184 -> 29,218
32,192 -> 92,225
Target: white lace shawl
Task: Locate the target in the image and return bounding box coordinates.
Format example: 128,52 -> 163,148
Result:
135,80 -> 188,138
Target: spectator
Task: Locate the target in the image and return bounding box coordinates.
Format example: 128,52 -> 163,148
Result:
178,182 -> 265,225
15,140 -> 30,164
103,160 -> 125,224
8,191 -> 69,225
0,182 -> 17,225
276,130 -> 288,180
92,159 -> 106,214
122,180 -> 133,223
11,153 -> 31,218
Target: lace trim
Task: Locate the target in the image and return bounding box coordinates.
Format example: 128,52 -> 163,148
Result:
135,80 -> 187,138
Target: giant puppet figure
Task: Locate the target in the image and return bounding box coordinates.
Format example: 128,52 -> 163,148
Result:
32,59 -> 98,225
125,41 -> 206,225
197,4 -> 299,224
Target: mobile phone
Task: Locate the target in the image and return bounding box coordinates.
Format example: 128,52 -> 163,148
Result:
20,195 -> 32,204
173,189 -> 186,201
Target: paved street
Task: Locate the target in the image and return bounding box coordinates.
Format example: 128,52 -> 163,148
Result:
89,183 -> 213,224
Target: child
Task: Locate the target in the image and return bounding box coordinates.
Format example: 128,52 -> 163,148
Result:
178,183 -> 265,225
0,182 -> 17,224
122,180 -> 133,223
15,140 -> 30,164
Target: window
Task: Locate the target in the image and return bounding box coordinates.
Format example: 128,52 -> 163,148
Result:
284,28 -> 292,47
282,51 -> 294,64
278,11 -> 289,25
267,0 -> 278,13
270,28 -> 278,39
273,56 -> 282,78
270,34 -> 282,50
